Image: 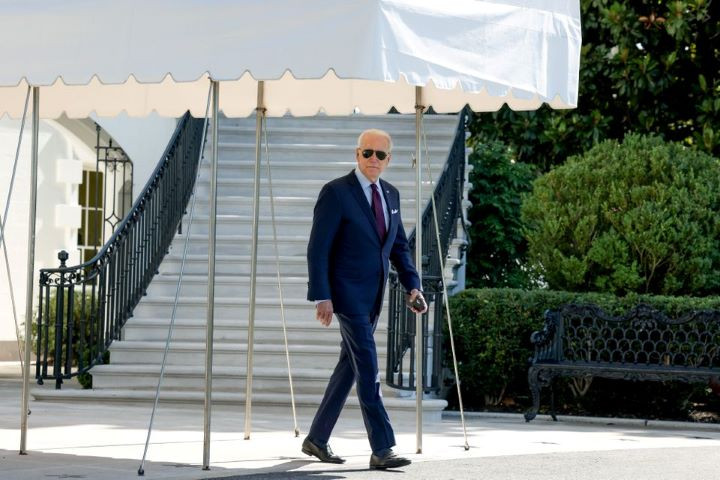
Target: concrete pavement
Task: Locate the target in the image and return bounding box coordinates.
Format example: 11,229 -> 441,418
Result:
1,362 -> 720,479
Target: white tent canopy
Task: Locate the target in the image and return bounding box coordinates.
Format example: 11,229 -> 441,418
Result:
0,0 -> 581,118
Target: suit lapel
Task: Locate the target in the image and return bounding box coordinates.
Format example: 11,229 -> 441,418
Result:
347,171 -> 380,241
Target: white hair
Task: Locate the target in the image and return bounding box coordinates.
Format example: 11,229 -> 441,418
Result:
357,129 -> 393,152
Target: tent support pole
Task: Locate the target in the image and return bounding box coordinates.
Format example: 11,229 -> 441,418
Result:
414,86 -> 425,455
245,80 -> 265,440
4,86 -> 31,376
202,79 -> 220,470
19,86 -> 40,455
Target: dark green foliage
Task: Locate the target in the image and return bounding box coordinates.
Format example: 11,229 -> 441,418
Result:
522,134 -> 720,295
32,292 -> 104,389
77,350 -> 109,389
465,141 -> 536,289
470,0 -> 720,171
445,288 -> 720,420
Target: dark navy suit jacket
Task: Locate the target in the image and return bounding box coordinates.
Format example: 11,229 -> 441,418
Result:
307,170 -> 421,316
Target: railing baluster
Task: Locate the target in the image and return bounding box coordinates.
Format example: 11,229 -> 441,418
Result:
78,281 -> 87,371
386,108 -> 470,392
35,113 -> 204,387
107,245 -> 117,345
53,273 -> 64,389
41,283 -> 50,379
36,278 -> 45,383
97,267 -> 107,360
65,284 -> 75,379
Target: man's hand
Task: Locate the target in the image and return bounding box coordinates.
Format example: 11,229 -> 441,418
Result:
316,300 -> 334,327
406,289 -> 428,314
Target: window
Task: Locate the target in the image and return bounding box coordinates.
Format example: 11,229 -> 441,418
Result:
78,170 -> 104,263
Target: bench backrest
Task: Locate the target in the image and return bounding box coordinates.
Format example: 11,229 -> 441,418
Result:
546,304 -> 720,369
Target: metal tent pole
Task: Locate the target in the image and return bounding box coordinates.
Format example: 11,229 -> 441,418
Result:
19,86 -> 40,455
244,80 -> 265,440
3,86 -> 31,373
139,84 -> 213,477
203,79 -> 220,469
414,86 -> 425,454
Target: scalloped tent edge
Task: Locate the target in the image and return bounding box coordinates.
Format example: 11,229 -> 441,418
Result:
0,0 -> 581,118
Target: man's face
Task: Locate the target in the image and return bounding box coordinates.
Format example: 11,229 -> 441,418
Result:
356,132 -> 391,183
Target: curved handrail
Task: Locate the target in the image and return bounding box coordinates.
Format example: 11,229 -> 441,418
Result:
35,112 -> 206,388
386,107 -> 471,392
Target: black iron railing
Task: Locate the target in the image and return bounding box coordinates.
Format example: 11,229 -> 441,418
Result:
386,108 -> 471,392
35,112 -> 205,388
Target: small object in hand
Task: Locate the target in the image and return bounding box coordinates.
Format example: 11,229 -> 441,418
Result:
410,294 -> 426,311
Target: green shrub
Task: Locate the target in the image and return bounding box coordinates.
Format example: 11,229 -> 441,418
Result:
522,134 -> 720,296
32,291 -> 105,389
445,288 -> 720,420
466,141 -> 536,289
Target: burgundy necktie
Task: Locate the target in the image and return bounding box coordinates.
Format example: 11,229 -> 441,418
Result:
370,183 -> 386,240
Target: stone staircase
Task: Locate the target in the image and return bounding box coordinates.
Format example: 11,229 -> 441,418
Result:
33,113 -> 465,419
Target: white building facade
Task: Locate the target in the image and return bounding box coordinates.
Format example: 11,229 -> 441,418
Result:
0,115 -> 176,361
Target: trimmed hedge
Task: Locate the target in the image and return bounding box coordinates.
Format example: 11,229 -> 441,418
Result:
522,134 -> 720,296
445,288 -> 720,420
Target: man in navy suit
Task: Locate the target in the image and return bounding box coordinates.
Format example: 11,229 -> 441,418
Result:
302,129 -> 427,470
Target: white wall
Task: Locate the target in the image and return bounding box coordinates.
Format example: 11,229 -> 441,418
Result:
91,113 -> 178,204
0,114 -> 178,360
0,118 -> 94,360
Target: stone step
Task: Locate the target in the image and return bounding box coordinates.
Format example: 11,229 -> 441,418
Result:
186,195 -> 416,216
132,295 -> 394,321
125,314 -> 388,331
204,145 -> 449,171
169,233 -> 310,256
216,124 -> 456,145
90,364 -> 335,394
145,274 -> 309,297
122,317 -> 388,346
31,387 -> 449,421
194,160 -> 445,189
218,113 -> 459,131
193,176 -> 434,198
108,341 -> 386,368
133,295 -> 314,318
158,254 -> 309,276
179,213 -> 417,237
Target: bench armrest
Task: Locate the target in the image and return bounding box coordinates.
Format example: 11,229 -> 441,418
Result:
529,309 -> 561,363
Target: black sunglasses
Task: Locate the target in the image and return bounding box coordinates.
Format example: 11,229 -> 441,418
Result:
360,149 -> 389,161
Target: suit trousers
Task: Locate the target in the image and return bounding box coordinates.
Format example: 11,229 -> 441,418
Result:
307,312 -> 395,454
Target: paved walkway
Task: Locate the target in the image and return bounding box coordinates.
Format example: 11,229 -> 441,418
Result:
1,363 -> 719,479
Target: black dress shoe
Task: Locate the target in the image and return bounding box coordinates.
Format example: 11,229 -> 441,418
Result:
369,449 -> 411,469
302,437 -> 346,464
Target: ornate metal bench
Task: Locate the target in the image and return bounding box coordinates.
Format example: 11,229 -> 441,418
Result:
524,303 -> 720,422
